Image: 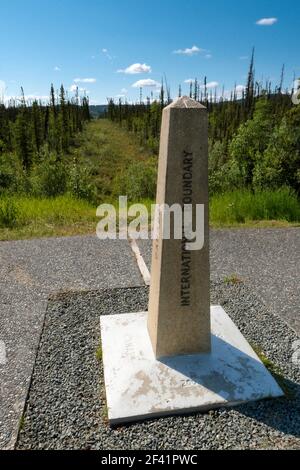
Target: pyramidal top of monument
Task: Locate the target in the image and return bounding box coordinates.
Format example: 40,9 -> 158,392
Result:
165,96 -> 206,109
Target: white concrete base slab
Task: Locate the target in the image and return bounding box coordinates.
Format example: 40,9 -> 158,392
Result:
100,307 -> 284,425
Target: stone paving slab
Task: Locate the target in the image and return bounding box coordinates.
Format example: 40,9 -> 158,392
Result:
137,228 -> 300,335
0,236 -> 143,449
101,308 -> 283,425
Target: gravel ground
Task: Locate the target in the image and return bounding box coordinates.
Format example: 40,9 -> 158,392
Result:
17,281 -> 300,450
138,228 -> 300,334
0,236 -> 143,449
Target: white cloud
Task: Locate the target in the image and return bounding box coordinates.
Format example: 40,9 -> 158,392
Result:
173,45 -> 203,56
118,63 -> 152,74
256,18 -> 278,26
4,94 -> 49,104
185,79 -> 218,88
54,66 -> 61,71
214,85 -> 247,101
200,81 -> 219,89
239,56 -> 248,60
205,54 -> 212,59
102,48 -> 108,53
235,84 -> 246,94
74,78 -> 96,83
25,95 -> 49,101
69,85 -> 88,93
132,79 -> 160,88
121,88 -> 128,94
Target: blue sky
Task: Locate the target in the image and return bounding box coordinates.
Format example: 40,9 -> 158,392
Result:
0,0 -> 299,104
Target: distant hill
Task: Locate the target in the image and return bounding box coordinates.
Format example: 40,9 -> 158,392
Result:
89,105 -> 108,118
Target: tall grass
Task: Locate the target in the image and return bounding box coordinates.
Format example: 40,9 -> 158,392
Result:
0,195 -> 95,226
0,188 -> 299,241
0,195 -> 97,240
210,188 -> 300,226
0,198 -> 19,228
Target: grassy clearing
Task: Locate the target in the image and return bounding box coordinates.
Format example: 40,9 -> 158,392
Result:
70,118 -> 154,200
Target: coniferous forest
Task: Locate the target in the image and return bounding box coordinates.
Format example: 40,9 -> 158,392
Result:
107,56 -> 300,198
0,84 -> 91,199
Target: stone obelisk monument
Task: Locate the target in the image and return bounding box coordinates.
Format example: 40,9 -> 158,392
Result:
100,96 -> 283,425
148,96 -> 210,358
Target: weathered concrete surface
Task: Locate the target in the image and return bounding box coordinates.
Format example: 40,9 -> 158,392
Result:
0,236 -> 143,449
148,97 -> 211,358
100,308 -> 283,425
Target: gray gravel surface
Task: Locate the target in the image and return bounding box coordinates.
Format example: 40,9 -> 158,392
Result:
0,236 -> 143,449
17,282 -> 300,450
138,228 -> 300,334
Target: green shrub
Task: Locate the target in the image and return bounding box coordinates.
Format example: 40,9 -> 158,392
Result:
253,106 -> 300,194
114,158 -> 157,201
0,153 -> 27,194
228,99 -> 275,188
68,158 -> 95,202
146,136 -> 159,154
31,147 -> 67,197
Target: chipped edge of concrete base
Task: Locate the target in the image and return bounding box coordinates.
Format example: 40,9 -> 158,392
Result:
100,307 -> 284,425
